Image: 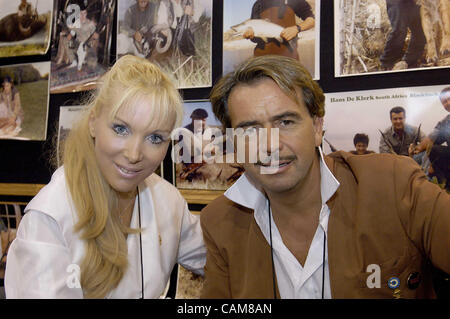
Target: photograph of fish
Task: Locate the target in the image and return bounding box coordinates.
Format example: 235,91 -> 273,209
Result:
0,0 -> 52,58
172,100 -> 243,190
323,84 -> 450,189
50,0 -> 115,93
0,61 -> 50,141
335,0 -> 450,77
117,0 -> 212,89
223,0 -> 319,79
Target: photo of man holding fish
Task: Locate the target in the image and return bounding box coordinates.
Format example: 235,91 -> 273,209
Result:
223,0 -> 319,79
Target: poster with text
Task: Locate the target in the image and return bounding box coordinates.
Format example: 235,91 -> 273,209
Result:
323,84 -> 449,156
335,0 -> 450,77
0,0 -> 53,57
0,61 -> 50,141
223,0 -> 320,79
50,0 -> 115,93
117,0 -> 212,89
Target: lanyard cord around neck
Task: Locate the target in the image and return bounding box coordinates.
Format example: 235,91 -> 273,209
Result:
322,229 -> 326,299
137,186 -> 144,299
267,198 -> 327,299
268,198 -> 277,299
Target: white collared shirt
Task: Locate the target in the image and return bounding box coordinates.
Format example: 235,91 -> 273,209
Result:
5,167 -> 206,299
224,147 -> 340,299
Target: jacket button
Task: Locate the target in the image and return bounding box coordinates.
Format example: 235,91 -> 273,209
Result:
407,272 -> 421,290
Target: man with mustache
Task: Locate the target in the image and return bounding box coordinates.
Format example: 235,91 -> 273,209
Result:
200,55 -> 450,298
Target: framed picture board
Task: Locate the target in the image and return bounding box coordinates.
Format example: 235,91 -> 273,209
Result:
117,0 -> 213,89
0,61 -> 50,141
323,84 -> 449,156
49,0 -> 115,93
0,0 -> 53,57
223,0 -> 320,79
172,100 -> 243,192
334,0 -> 450,77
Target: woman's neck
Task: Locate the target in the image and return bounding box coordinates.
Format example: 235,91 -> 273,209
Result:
117,189 -> 137,228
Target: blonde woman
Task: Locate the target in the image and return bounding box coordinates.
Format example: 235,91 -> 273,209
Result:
4,55 -> 205,298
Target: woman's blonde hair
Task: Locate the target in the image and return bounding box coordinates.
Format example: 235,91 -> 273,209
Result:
62,55 -> 183,298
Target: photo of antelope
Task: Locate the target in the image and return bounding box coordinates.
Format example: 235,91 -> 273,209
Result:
117,0 -> 212,89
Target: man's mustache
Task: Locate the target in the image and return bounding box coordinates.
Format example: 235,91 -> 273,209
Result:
255,155 -> 297,166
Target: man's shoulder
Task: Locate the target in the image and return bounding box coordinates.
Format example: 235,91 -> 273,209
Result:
328,150 -> 411,166
405,123 -> 419,132
381,126 -> 392,135
436,114 -> 450,126
126,4 -> 139,14
326,151 -> 419,182
201,194 -> 253,228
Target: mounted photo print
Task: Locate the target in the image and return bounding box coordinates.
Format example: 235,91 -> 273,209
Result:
57,105 -> 84,167
223,0 -> 320,79
117,0 -> 213,89
323,84 -> 450,189
0,0 -> 53,58
334,0 -> 450,77
172,100 -> 243,191
50,0 -> 115,93
0,61 -> 50,141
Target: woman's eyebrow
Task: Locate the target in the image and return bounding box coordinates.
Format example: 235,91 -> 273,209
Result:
112,115 -> 129,126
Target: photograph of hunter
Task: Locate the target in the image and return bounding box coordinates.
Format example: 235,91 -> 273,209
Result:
172,101 -> 243,191
0,0 -> 52,57
335,0 -> 450,76
323,84 -> 449,192
117,0 -> 212,89
49,0 -> 115,93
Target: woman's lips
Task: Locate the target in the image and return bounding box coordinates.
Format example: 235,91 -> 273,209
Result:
115,163 -> 142,178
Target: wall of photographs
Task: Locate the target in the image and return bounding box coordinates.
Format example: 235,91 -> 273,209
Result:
0,0 -> 449,203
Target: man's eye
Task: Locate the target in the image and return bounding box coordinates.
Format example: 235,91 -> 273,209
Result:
148,134 -> 164,144
279,120 -> 293,127
112,124 -> 128,136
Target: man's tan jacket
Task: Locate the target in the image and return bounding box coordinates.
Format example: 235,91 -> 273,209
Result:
200,152 -> 450,298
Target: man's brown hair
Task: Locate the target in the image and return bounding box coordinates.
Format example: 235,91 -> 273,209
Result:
210,55 -> 325,129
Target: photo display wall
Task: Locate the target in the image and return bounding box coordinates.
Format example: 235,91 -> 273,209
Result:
1,0 -> 449,195
323,84 -> 449,154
